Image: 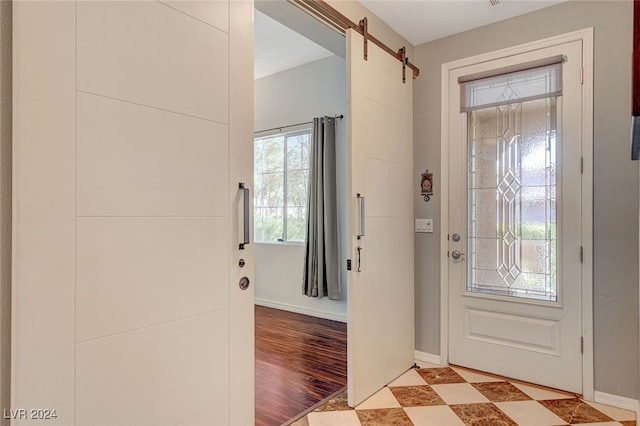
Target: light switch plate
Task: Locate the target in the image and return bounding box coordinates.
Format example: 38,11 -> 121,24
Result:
424,218 -> 433,233
415,219 -> 434,233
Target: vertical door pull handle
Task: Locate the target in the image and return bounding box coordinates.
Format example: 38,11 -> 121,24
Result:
239,182 -> 250,250
357,193 -> 365,238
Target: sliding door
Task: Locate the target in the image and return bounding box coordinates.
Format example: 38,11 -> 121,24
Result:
346,28 -> 415,407
12,1 -> 254,424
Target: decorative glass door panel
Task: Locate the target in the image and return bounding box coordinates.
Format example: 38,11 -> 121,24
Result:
467,97 -> 558,302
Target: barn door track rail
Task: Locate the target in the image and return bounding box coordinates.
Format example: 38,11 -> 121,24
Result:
290,0 -> 420,82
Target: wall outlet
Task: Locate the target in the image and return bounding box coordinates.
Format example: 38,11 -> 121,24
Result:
415,218 -> 434,233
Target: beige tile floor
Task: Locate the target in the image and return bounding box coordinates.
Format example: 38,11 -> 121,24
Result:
291,362 -> 637,426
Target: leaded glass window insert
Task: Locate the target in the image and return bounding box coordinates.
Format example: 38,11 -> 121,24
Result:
463,61 -> 560,302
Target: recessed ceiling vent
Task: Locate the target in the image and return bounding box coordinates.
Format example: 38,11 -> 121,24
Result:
489,0 -> 502,6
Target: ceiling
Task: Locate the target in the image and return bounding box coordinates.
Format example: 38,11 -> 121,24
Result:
254,0 -> 569,80
359,0 -> 568,46
254,9 -> 335,79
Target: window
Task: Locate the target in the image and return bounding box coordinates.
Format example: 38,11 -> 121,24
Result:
462,61 -> 561,302
254,129 -> 311,242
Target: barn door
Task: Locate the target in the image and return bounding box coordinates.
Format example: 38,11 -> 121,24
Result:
346,28 -> 415,407
12,1 -> 253,424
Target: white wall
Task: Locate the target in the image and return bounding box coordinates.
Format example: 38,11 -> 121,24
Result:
254,55 -> 346,133
254,55 -> 347,322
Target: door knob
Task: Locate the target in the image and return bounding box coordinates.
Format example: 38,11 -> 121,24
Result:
239,276 -> 250,290
451,250 -> 464,260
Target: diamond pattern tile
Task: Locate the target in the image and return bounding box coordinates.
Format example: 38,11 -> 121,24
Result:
494,400 -> 567,426
416,367 -> 466,385
450,402 -> 517,425
303,364 -> 636,426
390,386 -> 446,407
538,399 -> 615,424
356,408 -> 413,426
471,382 -> 532,402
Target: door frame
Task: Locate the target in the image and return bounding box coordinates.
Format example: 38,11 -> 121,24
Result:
439,28 -> 594,400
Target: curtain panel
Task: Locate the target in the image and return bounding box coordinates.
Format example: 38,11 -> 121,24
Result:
303,117 -> 341,300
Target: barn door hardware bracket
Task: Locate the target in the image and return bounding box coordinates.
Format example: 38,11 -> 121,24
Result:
398,46 -> 407,83
359,17 -> 368,60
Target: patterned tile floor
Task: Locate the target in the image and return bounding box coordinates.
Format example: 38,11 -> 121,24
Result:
290,362 -> 637,426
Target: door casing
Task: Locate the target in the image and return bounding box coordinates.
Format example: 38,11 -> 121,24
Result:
439,28 -> 594,400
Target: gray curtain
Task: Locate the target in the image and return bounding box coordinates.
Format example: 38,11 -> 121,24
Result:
303,117 -> 341,299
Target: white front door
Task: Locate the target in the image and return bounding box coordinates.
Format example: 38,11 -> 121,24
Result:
346,29 -> 415,407
12,1 -> 254,425
446,39 -> 587,393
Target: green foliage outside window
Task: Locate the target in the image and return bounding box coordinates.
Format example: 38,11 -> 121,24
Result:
254,130 -> 311,242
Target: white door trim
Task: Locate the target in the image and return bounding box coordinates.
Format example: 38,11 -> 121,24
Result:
439,27 -> 594,400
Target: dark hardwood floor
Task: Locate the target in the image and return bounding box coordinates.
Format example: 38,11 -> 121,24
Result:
255,305 -> 347,426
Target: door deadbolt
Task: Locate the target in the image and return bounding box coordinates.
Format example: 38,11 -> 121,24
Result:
452,233 -> 461,242
239,276 -> 250,290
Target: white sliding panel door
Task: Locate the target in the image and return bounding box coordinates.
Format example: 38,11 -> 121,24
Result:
346,29 -> 415,407
12,1 -> 254,425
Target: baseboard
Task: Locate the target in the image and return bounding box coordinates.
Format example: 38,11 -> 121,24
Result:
593,390 -> 640,417
254,298 -> 347,323
414,350 -> 443,366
